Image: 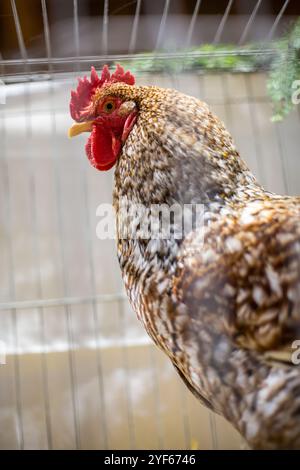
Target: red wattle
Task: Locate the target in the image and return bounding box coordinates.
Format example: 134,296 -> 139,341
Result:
87,125 -> 121,171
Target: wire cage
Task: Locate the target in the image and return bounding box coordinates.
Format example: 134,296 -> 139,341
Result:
0,0 -> 300,450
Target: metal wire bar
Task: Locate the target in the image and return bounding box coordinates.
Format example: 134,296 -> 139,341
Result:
10,0 -> 28,62
274,121 -> 290,194
12,309 -> 24,449
0,93 -> 274,116
178,378 -> 192,450
65,304 -> 81,449
39,308 -> 52,449
118,301 -> 136,449
0,87 -> 24,451
209,412 -> 218,449
129,0 -> 142,53
0,51 -> 5,77
238,0 -> 263,45
266,0 -> 290,41
102,0 -> 109,55
41,0 -> 52,71
0,47 -> 277,68
0,60 -> 276,82
155,0 -> 170,50
268,34 -> 291,194
148,346 -> 164,449
244,74 -> 268,186
213,0 -> 234,44
244,67 -> 288,196
81,152 -> 108,449
48,83 -> 81,450
73,0 -> 80,71
23,85 -> 52,450
185,0 -> 202,48
0,293 -> 127,311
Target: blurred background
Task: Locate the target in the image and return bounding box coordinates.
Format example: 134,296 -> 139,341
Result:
0,0 -> 300,450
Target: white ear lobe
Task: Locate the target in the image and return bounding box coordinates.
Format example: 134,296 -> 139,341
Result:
118,101 -> 137,116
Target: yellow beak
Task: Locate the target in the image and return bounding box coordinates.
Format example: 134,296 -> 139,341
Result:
68,120 -> 94,138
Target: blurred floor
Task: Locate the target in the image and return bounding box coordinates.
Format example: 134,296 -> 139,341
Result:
0,71 -> 299,449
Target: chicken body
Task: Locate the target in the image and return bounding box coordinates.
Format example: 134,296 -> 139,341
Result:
69,71 -> 300,449
111,84 -> 300,449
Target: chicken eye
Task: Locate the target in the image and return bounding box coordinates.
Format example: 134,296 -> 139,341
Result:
103,101 -> 115,113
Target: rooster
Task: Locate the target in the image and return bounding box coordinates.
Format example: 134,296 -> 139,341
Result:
68,65 -> 300,449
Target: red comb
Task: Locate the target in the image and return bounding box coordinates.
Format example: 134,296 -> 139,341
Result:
70,64 -> 135,122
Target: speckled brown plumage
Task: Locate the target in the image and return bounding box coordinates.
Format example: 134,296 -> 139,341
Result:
75,79 -> 300,449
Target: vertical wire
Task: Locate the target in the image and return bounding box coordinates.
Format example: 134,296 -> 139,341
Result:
238,0 -> 262,45
0,87 -> 24,450
213,0 -> 234,44
242,73 -> 289,194
266,0 -> 290,42
49,82 -> 81,449
68,1 -> 85,449
38,307 -> 52,450
81,158 -> 108,448
244,75 -> 267,186
118,300 -> 136,449
0,52 -> 5,78
129,0 -> 142,54
102,0 -> 109,56
24,84 -> 52,450
209,412 -> 218,449
185,0 -> 202,48
148,346 -> 164,449
155,0 -> 170,51
10,0 -> 28,62
181,0 -> 202,73
41,0 -> 53,73
221,73 -> 233,125
268,0 -> 291,196
12,312 -> 23,450
40,0 -> 55,448
65,304 -> 80,449
179,381 -> 191,449
274,122 -> 290,194
73,0 -> 80,72
199,64 -> 206,99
